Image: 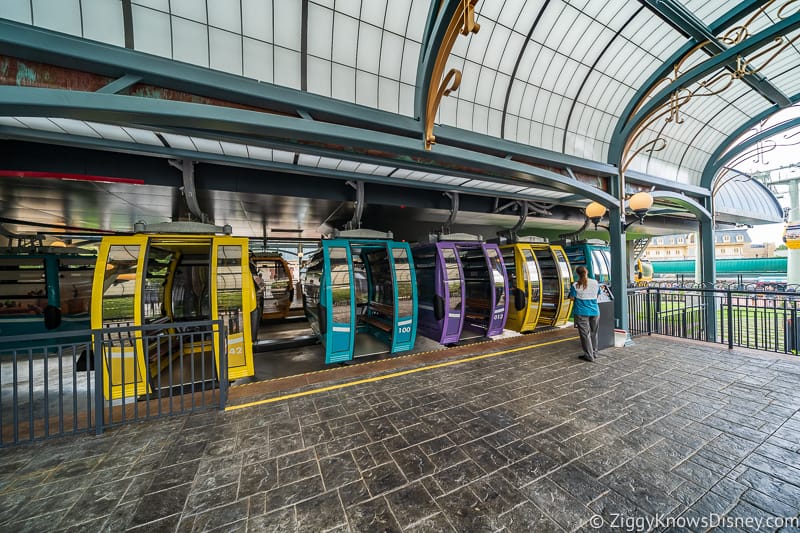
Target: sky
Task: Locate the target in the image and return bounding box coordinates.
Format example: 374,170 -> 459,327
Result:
748,222 -> 784,246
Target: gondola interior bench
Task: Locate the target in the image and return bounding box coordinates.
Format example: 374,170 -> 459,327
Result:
464,297 -> 491,321
142,316 -> 178,373
360,301 -> 394,335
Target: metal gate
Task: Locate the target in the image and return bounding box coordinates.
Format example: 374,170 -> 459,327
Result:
0,319 -> 227,446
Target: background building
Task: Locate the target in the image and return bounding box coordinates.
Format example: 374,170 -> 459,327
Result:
642,229 -> 776,260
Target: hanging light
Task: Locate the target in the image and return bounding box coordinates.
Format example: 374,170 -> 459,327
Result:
624,191 -> 654,230
585,202 -> 607,230
584,192 -> 655,232
628,191 -> 654,218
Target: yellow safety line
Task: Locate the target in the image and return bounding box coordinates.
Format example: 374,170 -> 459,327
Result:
225,335 -> 578,412
235,328 -> 555,388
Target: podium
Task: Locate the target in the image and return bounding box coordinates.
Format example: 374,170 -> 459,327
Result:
597,284 -> 615,350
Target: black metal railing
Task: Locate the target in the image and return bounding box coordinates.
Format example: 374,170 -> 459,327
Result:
0,319 -> 227,446
628,283 -> 800,355
0,330 -> 94,446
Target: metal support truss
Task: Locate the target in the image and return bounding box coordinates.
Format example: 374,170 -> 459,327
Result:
642,0 -> 790,107
611,10 -> 800,166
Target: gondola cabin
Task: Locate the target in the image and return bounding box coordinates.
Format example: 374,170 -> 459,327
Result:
501,242 -> 573,331
564,241 -> 611,283
784,222 -> 800,249
412,240 -> 507,344
634,258 -> 654,283
303,235 -> 417,364
459,242 -> 509,337
251,252 -> 294,320
92,231 -> 256,400
0,247 -> 94,345
532,244 -> 573,326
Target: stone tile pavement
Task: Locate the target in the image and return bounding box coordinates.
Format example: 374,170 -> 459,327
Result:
1,335 -> 799,532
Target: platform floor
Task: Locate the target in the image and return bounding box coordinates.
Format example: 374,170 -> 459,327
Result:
1,333 -> 799,532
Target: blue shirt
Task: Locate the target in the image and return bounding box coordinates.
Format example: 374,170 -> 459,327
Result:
569,279 -> 600,316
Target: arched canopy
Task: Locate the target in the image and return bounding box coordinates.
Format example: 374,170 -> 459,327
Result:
0,0 -> 793,234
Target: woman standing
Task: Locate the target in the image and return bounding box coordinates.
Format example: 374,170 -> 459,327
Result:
569,265 -> 601,362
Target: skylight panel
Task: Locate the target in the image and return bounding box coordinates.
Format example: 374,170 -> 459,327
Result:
122,127 -> 164,146
242,0 -> 272,41
298,154 -> 322,167
246,146 -> 274,161
220,142 -> 249,158
160,133 -> 197,151
272,149 -> 295,164
191,137 -> 224,154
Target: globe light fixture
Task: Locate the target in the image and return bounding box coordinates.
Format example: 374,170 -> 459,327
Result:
583,191 -> 654,232
624,191 -> 654,230
585,201 -> 607,230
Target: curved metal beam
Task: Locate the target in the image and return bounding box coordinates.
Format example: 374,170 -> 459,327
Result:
701,96 -> 800,188
414,0 -> 459,121
346,180 -> 365,229
646,190 -> 712,223
510,201 -> 528,233
0,86 -> 618,206
612,11 -> 800,166
642,0 -> 790,106
709,116 -> 800,177
444,191 -> 459,232
612,0 -> 772,150
168,159 -> 208,223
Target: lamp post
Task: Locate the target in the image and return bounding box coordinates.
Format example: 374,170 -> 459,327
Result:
585,191 -> 654,337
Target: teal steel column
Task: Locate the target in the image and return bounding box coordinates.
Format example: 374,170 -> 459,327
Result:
789,179 -> 800,285
608,206 -> 628,331
694,231 -> 701,283
699,196 -> 716,341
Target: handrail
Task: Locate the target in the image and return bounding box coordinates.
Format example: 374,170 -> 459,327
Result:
627,284 -> 800,356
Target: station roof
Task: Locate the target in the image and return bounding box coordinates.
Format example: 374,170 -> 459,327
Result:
0,1 -> 793,239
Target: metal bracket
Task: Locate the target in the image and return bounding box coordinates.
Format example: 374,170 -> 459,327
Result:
443,191 -> 459,234
510,200 -> 528,234
169,159 -> 208,224
496,199 -> 555,242
346,180 -> 365,230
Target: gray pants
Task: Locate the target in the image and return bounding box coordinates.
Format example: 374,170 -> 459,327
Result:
574,314 -> 599,359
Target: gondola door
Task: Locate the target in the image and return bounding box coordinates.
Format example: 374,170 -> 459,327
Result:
439,244 -> 464,344
484,245 -> 509,336
323,243 -> 355,363
551,246 -> 574,326
93,235 -> 150,401
212,239 -> 256,381
389,243 -> 417,352
502,244 -> 542,333
520,246 -> 543,331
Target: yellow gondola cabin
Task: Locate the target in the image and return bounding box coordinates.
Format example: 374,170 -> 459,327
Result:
92,229 -> 256,400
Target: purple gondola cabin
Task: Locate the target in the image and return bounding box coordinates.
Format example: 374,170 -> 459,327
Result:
412,239 -> 508,345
